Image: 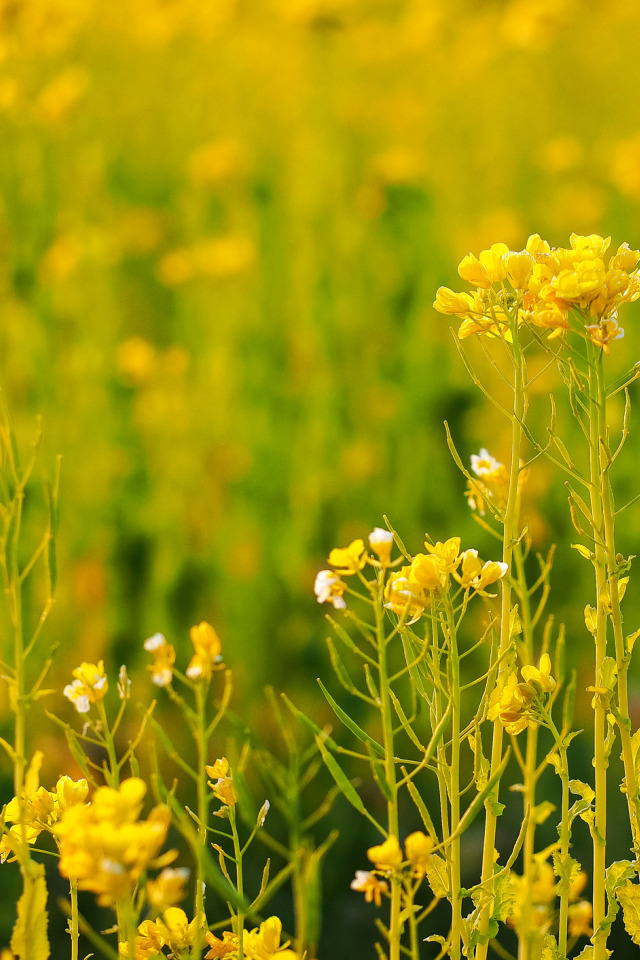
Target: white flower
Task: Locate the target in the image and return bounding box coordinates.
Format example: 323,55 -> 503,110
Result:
314,570 -> 346,609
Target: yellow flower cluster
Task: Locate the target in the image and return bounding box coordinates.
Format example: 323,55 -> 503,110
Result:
205,757 -> 238,808
63,660 -> 108,713
355,830 -> 434,892
185,621 -> 223,680
487,654 -> 556,735
0,751 -> 88,861
509,857 -> 592,943
204,916 -> 302,959
315,528 -> 395,609
384,537 -> 507,621
55,778 -> 172,905
434,234 -> 640,353
144,633 -> 176,687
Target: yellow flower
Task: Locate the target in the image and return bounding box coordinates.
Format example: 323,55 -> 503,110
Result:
55,776 -> 89,812
350,870 -> 388,906
404,831 -> 434,878
186,621 -> 223,680
585,318 -> 625,355
384,568 -> 428,621
424,537 -> 461,574
433,286 -> 477,316
521,653 -> 556,694
242,916 -> 299,958
506,251 -> 534,289
409,553 -> 446,592
146,866 -> 190,911
55,778 -> 171,906
367,835 -> 403,872
568,900 -> 593,938
327,538 -> 367,575
314,569 -> 346,609
205,930 -> 240,959
206,757 -> 238,807
63,660 -> 108,713
144,632 -> 176,687
368,527 -> 394,564
487,673 -> 535,735
154,908 -> 201,954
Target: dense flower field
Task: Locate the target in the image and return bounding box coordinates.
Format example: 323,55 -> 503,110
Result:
3,1 -> 640,957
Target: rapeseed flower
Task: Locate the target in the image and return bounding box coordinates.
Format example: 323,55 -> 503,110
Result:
145,866 -> 190,911
55,778 -> 172,905
327,538 -> 367,575
143,632 -> 176,687
314,569 -> 347,609
186,621 -> 223,680
63,660 -> 108,713
368,527 -> 394,564
350,870 -> 388,906
404,831 -> 434,878
206,757 -> 238,807
367,834 -> 403,872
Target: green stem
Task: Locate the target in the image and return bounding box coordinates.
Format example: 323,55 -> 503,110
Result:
231,807 -> 245,960
445,600 -> 462,960
587,351 -> 608,959
475,321 -> 526,960
375,570 -> 401,960
70,878 -> 79,960
194,681 -> 210,960
518,726 -> 539,960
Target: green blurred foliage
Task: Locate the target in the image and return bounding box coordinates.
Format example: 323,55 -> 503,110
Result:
3,0 -> 640,952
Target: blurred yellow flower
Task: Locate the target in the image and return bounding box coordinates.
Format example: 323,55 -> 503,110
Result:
350,869 -> 388,906
63,660 -> 108,713
144,632 -> 176,687
367,834 -> 403,872
146,866 -> 190,911
186,621 -> 223,680
328,538 -> 367,575
404,831 -> 434,878
314,569 -> 347,609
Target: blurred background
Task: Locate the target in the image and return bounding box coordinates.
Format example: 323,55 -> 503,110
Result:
2,0 -> 640,954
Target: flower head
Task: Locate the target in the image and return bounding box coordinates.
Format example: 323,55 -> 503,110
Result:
314,570 -> 346,609
368,527 -> 394,564
350,870 -> 388,906
367,835 -> 403,873
144,632 -> 176,687
404,831 -> 434,878
327,538 -> 367,575
186,621 -> 223,680
63,661 -> 108,713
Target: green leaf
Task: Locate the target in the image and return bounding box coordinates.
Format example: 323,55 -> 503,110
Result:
317,679 -> 385,757
281,694 -> 340,752
569,779 -> 595,804
492,869 -> 515,923
405,776 -> 438,842
540,933 -> 561,960
11,862 -> 50,960
532,800 -> 556,825
314,735 -> 383,834
552,851 -> 581,890
425,854 -> 449,899
616,881 -> 640,945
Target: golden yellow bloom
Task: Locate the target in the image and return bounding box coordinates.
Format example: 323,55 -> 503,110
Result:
487,673 -> 535,735
242,916 -> 300,959
568,900 -> 593,938
368,527 -> 394,564
146,866 -> 190,911
206,757 -> 238,807
404,831 -> 434,878
433,286 -> 477,315
585,318 -> 624,355
186,621 -> 223,680
409,553 -> 446,592
350,870 -> 388,906
367,835 -> 403,872
521,653 -> 556,694
327,538 -> 367,575
63,660 -> 108,713
154,908 -> 201,954
144,632 -> 176,687
384,568 -> 428,621
506,251 -> 534,289
205,930 -> 240,959
56,778 -> 171,906
424,537 -> 461,573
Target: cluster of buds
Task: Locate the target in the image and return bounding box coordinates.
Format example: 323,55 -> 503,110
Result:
434,233 -> 640,353
0,750 -> 89,861
351,831 -> 435,907
55,778 -> 173,905
143,621 -> 224,687
487,654 -> 556,735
